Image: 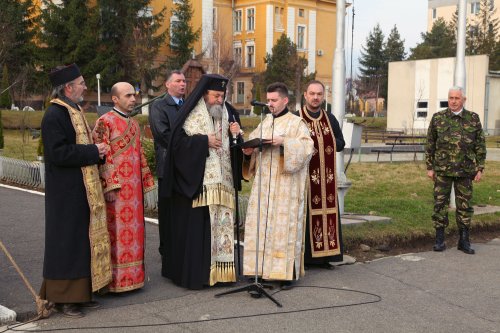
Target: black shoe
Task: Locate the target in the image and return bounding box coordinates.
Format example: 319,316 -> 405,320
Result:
56,303 -> 84,318
433,228 -> 446,251
457,229 -> 475,254
79,301 -> 100,309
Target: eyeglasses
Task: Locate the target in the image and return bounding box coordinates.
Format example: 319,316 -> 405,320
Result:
70,81 -> 87,88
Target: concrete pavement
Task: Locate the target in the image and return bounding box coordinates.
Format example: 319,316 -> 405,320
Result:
1,185 -> 500,332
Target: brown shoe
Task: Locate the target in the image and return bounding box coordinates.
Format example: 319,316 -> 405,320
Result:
79,301 -> 100,309
56,303 -> 84,318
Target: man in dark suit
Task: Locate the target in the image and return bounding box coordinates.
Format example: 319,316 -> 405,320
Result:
149,70 -> 186,256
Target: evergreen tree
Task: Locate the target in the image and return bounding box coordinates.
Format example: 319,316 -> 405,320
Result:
358,24 -> 387,101
0,108 -> 3,149
88,0 -> 167,90
166,0 -> 200,71
39,0 -> 98,88
384,25 -> 406,62
0,65 -> 11,108
409,18 -> 456,60
0,0 -> 39,99
468,0 -> 500,68
262,34 -> 314,107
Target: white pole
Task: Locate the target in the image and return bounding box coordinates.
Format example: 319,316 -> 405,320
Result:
450,0 -> 467,209
96,73 -> 101,106
332,0 -> 348,215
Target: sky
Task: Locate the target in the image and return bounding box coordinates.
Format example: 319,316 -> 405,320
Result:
346,0 -> 428,78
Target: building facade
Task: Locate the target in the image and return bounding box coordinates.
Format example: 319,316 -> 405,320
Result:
153,0 -> 338,110
387,55 -> 500,135
427,0 -> 500,31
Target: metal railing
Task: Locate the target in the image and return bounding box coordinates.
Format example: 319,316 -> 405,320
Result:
0,156 -> 44,188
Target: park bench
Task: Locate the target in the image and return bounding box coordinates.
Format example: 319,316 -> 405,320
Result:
372,134 -> 427,162
362,127 -> 404,143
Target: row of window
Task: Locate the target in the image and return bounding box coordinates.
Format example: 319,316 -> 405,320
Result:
233,44 -> 254,68
234,8 -> 255,32
415,100 -> 449,119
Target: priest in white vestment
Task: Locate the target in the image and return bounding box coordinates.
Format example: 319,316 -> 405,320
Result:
242,82 -> 314,286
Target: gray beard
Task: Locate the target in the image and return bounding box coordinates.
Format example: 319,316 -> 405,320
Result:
208,104 -> 223,120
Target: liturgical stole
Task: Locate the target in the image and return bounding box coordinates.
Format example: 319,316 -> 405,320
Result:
299,107 -> 341,257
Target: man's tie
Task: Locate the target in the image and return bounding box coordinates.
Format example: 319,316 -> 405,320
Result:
178,99 -> 183,106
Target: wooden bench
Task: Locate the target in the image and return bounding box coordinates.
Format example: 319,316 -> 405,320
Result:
362,128 -> 404,143
372,135 -> 426,162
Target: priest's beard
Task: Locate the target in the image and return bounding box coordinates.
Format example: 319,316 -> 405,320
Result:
207,103 -> 223,120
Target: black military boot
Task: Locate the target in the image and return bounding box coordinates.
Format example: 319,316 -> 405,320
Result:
433,228 -> 446,251
457,228 -> 475,254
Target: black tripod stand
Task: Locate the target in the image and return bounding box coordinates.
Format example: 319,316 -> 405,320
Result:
215,114 -> 282,307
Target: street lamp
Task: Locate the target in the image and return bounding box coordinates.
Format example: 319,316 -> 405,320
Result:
96,73 -> 101,106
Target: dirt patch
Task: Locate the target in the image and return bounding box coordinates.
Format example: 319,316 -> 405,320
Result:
345,229 -> 500,262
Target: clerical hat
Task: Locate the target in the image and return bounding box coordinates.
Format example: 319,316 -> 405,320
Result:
49,64 -> 82,87
205,74 -> 229,92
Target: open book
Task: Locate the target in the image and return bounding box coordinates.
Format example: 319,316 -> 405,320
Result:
239,138 -> 272,149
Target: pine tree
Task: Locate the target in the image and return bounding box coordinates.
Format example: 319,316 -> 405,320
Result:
409,18 -> 456,60
358,24 -> 386,103
166,0 -> 200,71
88,0 -> 168,90
468,0 -> 500,68
39,0 -> 98,88
0,0 -> 39,98
385,25 -> 406,63
262,34 -> 314,107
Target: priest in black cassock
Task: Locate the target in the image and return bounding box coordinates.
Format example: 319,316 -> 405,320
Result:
39,64 -> 111,318
161,74 -> 242,289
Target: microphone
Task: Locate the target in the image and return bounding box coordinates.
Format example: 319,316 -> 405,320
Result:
250,100 -> 269,107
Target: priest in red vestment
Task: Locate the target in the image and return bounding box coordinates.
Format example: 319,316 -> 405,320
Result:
92,82 -> 155,292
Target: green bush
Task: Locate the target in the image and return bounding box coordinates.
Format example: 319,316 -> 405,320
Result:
141,139 -> 156,177
0,65 -> 11,109
0,109 -> 4,149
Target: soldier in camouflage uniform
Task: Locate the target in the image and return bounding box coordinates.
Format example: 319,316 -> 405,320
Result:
425,86 -> 486,255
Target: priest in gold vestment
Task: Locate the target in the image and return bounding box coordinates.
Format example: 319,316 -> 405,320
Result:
242,82 -> 314,285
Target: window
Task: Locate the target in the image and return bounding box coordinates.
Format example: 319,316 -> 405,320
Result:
432,8 -> 437,19
234,10 -> 242,32
439,101 -> 448,108
213,8 -> 217,31
415,100 -> 428,119
298,8 -> 305,17
236,82 -> 245,104
234,45 -> 242,65
247,8 -> 255,31
297,25 -> 306,49
471,1 -> 480,15
275,7 -> 284,30
469,25 -> 479,37
246,44 -> 255,68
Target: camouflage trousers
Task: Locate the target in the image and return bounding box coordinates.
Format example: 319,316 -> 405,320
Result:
432,175 -> 474,229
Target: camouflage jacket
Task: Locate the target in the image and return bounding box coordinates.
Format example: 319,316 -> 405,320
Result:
425,108 -> 486,177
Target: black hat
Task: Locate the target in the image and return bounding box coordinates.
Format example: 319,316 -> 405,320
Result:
205,74 -> 229,92
49,64 -> 81,87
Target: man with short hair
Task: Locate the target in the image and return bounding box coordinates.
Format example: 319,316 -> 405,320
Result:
40,64 -> 111,318
296,80 -> 346,270
242,82 -> 314,288
426,86 -> 486,254
149,70 -> 186,257
92,82 -> 155,292
161,74 -> 240,289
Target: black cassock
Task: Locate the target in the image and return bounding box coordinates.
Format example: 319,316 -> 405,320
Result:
41,101 -> 101,280
161,102 -> 243,290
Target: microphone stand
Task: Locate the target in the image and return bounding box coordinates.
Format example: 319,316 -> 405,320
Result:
231,133 -> 242,277
215,107 -> 283,307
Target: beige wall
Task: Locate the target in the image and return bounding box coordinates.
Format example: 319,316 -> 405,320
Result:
387,55 -> 491,133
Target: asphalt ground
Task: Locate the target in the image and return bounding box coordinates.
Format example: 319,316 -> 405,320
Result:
1,184 -> 500,333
